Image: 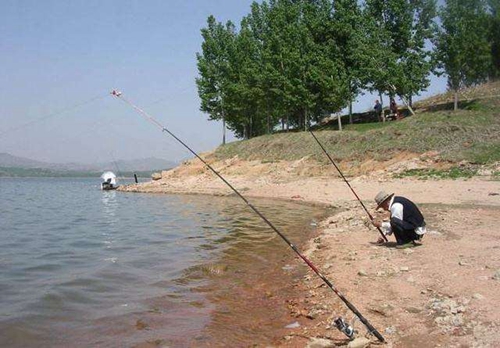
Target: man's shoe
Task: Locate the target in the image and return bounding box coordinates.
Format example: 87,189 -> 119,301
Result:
396,242 -> 415,249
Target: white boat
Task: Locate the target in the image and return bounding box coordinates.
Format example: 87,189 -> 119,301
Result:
100,171 -> 118,190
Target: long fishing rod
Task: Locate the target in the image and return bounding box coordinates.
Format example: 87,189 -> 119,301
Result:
110,90 -> 385,343
309,131 -> 388,242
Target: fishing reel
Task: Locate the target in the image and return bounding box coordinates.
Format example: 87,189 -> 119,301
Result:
333,317 -> 355,339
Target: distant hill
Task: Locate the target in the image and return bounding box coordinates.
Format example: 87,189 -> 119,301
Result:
0,153 -> 177,177
0,153 -> 51,168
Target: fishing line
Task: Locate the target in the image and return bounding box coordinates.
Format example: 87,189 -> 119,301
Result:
0,94 -> 107,139
309,130 -> 389,242
147,84 -> 194,106
111,89 -> 386,343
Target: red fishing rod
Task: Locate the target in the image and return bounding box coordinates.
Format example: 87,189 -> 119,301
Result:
111,90 -> 385,343
309,130 -> 388,242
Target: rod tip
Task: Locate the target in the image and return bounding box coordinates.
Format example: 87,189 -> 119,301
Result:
110,90 -> 122,97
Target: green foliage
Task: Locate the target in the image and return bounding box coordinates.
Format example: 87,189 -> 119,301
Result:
213,95 -> 500,166
488,0 -> 500,77
196,16 -> 237,122
434,0 -> 492,93
363,0 -> 437,104
394,167 -> 478,180
196,0 -> 497,137
196,1 -> 352,138
462,143 -> 500,164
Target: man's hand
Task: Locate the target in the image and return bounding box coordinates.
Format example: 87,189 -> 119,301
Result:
372,219 -> 382,228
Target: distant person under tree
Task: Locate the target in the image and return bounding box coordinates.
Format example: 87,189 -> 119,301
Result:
390,98 -> 401,120
374,100 -> 383,122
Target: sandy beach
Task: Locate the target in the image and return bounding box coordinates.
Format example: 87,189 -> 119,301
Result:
121,156 -> 500,347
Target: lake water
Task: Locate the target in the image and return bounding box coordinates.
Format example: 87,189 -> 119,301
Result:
0,178 -> 327,347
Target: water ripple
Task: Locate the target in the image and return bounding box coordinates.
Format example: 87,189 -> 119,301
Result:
0,177 -> 326,347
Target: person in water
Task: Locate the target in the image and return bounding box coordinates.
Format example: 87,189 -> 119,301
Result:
372,191 -> 426,248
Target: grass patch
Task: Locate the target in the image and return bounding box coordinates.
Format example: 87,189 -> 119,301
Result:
461,143 -> 500,164
394,167 -> 478,180
342,122 -> 392,132
213,83 -> 500,166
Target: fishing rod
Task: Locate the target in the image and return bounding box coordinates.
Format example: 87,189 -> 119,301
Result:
309,131 -> 389,243
110,90 -> 385,343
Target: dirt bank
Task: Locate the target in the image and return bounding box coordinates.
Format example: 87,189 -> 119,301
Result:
121,155 -> 500,347
120,153 -> 499,206
278,203 -> 500,348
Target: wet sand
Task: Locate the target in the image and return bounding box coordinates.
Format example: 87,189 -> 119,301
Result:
128,199 -> 329,348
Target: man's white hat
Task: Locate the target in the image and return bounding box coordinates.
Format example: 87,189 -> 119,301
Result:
375,191 -> 394,209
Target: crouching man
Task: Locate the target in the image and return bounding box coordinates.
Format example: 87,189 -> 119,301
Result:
372,191 -> 426,248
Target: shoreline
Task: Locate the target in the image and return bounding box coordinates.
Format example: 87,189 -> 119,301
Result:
119,164 -> 500,347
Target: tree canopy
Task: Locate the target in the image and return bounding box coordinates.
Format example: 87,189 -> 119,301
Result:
196,0 -> 498,140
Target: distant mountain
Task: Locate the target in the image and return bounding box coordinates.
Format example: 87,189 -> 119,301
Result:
0,153 -> 177,176
0,153 -> 51,168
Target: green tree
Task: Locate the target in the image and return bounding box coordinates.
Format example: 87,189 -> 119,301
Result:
264,0 -> 347,130
332,0 -> 370,123
304,0 -> 349,120
434,0 -> 492,110
196,16 -> 237,144
489,0 -> 500,78
363,0 -> 405,108
397,0 -> 437,106
364,0 -> 437,108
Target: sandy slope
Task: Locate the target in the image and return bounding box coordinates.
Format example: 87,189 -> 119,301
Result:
121,156 -> 500,347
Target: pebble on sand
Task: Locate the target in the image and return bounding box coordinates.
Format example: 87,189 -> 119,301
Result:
473,293 -> 485,300
285,321 -> 300,329
306,337 -> 336,348
347,337 -> 371,348
358,270 -> 368,277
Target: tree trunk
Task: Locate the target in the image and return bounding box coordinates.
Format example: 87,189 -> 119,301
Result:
267,113 -> 270,134
220,95 -> 226,145
348,80 -> 353,124
286,115 -> 289,132
349,100 -> 353,125
454,90 -> 458,111
249,115 -> 253,138
378,91 -> 384,122
222,110 -> 226,145
304,109 -> 308,131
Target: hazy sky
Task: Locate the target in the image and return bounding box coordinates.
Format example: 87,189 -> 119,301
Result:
0,0 -> 447,164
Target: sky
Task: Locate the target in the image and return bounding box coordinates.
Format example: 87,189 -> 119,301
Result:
0,0 -> 448,164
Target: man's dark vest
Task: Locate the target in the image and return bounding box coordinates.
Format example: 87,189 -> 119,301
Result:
392,196 -> 425,229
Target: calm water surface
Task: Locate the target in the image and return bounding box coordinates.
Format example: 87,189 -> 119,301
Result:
0,178 -> 327,347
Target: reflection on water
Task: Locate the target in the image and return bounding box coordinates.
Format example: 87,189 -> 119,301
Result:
101,190 -> 118,220
101,191 -> 118,253
0,178 -> 328,348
